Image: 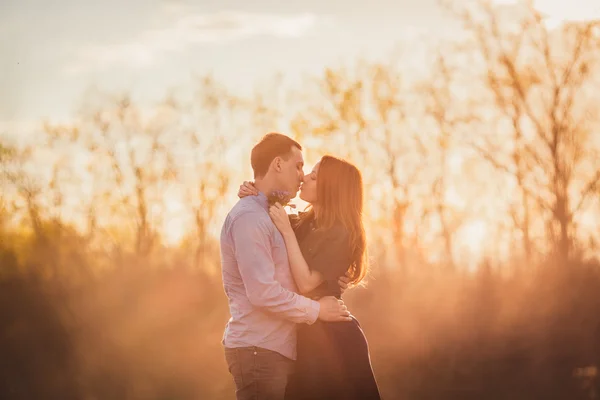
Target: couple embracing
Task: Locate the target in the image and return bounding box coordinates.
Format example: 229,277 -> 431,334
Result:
220,133 -> 381,400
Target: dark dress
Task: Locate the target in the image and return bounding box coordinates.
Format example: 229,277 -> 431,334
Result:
284,214 -> 381,400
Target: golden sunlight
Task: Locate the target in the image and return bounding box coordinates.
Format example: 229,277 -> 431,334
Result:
460,219 -> 488,256
3,1 -> 600,399
444,187 -> 465,208
163,198 -> 187,245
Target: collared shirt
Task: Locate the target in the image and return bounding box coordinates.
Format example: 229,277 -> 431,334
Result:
220,192 -> 321,360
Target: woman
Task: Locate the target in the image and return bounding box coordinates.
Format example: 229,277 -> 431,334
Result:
238,155 -> 381,400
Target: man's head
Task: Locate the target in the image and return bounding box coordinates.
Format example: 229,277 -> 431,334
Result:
251,132 -> 304,196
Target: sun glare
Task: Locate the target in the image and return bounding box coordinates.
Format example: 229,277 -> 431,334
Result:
162,198 -> 187,245
461,219 -> 488,256
444,187 -> 465,208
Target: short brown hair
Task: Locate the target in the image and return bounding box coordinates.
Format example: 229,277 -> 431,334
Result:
250,133 -> 302,178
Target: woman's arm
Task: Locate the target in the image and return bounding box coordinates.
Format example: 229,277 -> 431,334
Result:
269,204 -> 324,293
281,230 -> 324,294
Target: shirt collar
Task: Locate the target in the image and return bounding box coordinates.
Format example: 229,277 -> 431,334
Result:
254,191 -> 269,210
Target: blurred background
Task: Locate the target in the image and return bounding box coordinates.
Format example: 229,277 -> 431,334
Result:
2,0 -> 600,398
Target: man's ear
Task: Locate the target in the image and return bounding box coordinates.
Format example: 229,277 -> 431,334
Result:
272,156 -> 282,172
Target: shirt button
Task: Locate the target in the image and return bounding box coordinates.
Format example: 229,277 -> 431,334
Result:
254,351 -> 257,355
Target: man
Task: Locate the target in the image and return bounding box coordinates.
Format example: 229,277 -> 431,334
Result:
220,133 -> 352,400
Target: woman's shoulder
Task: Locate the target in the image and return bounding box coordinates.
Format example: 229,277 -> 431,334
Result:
323,221 -> 350,242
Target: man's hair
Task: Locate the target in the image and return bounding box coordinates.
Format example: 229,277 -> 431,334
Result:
250,133 -> 302,178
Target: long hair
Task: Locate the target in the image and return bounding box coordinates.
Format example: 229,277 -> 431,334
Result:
299,155 -> 368,285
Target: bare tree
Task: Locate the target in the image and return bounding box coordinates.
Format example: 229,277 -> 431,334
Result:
45,92 -> 179,261
175,76 -> 239,271
0,139 -> 70,274
292,60 -> 428,273
368,62 -> 427,273
299,65 -> 368,162
3,145 -> 46,240
417,50 -> 473,269
445,0 -> 600,263
0,141 -> 16,236
249,73 -> 289,137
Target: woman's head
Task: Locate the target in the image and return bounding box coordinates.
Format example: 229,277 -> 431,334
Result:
300,155 -> 368,285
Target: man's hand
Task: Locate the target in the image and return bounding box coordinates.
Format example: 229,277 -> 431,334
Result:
238,181 -> 258,198
317,296 -> 352,322
338,271 -> 352,295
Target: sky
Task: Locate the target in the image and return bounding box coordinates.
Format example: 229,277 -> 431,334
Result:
1,0 -> 599,134
2,0 -> 599,252
0,0 -> 443,130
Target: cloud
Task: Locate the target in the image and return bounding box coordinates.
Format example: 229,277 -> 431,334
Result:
0,120 -> 43,146
65,12 -> 320,74
490,0 -> 600,23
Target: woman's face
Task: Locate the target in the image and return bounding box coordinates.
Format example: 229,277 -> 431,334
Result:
299,161 -> 320,204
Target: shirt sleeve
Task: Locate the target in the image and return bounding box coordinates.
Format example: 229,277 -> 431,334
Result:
232,212 -> 320,324
306,227 -> 352,280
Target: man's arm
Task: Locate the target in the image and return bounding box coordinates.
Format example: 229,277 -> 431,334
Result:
232,212 -> 320,324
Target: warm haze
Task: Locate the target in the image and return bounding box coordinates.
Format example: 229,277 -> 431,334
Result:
1,0 -> 600,399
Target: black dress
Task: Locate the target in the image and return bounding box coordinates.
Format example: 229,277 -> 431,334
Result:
285,214 -> 381,400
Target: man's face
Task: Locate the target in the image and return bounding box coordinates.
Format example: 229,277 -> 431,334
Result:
278,146 -> 304,197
